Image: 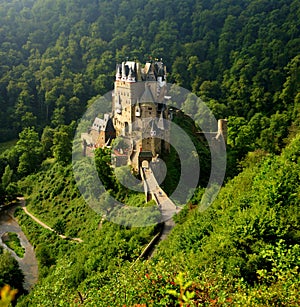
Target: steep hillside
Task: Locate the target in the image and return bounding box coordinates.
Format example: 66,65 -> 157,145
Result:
15,133 -> 300,306
14,160 -> 159,305
82,131 -> 298,306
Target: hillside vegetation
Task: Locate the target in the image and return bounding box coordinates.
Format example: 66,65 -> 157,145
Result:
0,0 -> 299,199
15,131 -> 300,306
0,0 -> 299,306
0,247 -> 24,298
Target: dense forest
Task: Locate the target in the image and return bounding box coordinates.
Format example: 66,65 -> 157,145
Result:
0,0 -> 299,306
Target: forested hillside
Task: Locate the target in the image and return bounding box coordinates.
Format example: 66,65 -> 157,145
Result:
0,0 -> 299,142
11,126 -> 300,306
0,0 -> 299,306
0,0 -> 299,186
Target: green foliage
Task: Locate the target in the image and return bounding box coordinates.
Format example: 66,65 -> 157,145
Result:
0,0 -> 299,305
52,219 -> 66,235
0,165 -> 16,203
162,110 -> 210,199
1,166 -> 13,189
2,233 -> 25,258
52,123 -> 75,165
0,141 -> 17,154
94,147 -> 116,193
16,127 -> 42,176
167,272 -> 195,306
256,240 -> 300,285
0,251 -> 24,294
41,126 -> 54,159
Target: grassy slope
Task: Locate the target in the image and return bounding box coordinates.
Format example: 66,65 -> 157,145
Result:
15,133 -> 300,306
15,134 -> 300,306
75,133 -> 300,306
15,160 -> 159,306
18,161 -> 99,239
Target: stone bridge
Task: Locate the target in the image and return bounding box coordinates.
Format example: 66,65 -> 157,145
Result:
140,165 -> 180,221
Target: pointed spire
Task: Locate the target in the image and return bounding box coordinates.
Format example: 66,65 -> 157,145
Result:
121,62 -> 127,81
140,84 -> 155,103
150,120 -> 156,137
127,67 -> 136,82
157,111 -> 165,130
116,64 -> 121,80
136,62 -> 142,81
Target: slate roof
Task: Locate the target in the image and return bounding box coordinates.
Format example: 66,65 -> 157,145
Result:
91,115 -> 112,132
140,85 -> 155,104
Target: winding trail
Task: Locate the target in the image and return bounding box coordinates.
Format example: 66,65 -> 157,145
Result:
17,197 -> 83,243
0,206 -> 38,291
0,197 -> 83,291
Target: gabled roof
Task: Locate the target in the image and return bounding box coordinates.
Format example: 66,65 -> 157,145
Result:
92,114 -> 113,132
140,85 -> 155,104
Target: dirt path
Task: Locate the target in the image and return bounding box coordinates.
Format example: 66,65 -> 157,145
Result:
0,207 -> 38,291
17,197 -> 83,243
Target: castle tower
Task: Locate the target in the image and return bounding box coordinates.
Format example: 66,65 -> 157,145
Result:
112,60 -> 170,171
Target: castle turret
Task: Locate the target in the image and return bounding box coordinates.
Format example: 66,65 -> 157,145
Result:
121,62 -> 127,81
136,62 -> 142,81
127,67 -> 135,82
116,64 -> 122,81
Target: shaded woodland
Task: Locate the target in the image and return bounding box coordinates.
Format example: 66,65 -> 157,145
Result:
0,0 -> 299,306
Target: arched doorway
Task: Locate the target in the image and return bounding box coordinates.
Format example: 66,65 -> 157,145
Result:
141,160 -> 149,169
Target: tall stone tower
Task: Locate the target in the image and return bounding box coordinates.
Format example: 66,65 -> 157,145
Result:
112,60 -> 171,171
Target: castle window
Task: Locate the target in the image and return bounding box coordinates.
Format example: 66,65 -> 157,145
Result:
148,107 -> 152,110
